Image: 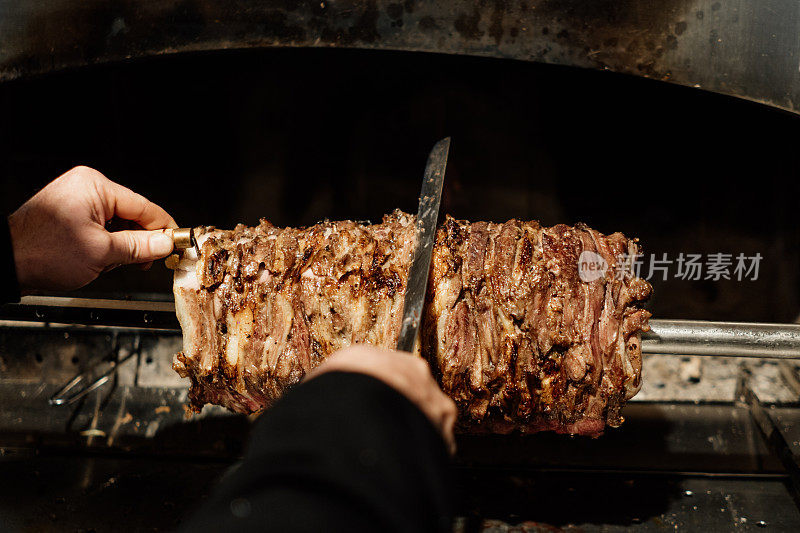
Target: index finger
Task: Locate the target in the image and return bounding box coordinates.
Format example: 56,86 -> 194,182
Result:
99,178 -> 178,230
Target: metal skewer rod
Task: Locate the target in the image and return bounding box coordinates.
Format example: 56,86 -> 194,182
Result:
3,296 -> 800,360
644,319 -> 800,359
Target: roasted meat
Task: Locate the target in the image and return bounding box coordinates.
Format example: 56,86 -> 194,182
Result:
172,212 -> 651,436
425,217 -> 651,436
173,211 -> 416,414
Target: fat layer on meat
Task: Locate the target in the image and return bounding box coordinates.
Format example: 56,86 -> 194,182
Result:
172,212 -> 651,436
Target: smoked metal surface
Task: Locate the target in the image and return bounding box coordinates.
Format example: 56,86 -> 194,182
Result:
644,320 -> 800,359
396,137 -> 450,353
1,2 -> 799,115
48,335 -> 140,407
742,377 -> 800,500
3,320 -> 800,528
3,321 -> 800,529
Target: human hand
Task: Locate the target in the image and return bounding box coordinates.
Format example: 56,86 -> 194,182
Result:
8,166 -> 177,292
307,345 -> 458,454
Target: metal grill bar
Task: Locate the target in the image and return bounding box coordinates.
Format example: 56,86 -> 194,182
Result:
643,320 -> 800,359
5,298 -> 800,359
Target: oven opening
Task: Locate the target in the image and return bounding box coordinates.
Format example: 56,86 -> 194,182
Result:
1,47 -> 796,322
2,46 -> 800,531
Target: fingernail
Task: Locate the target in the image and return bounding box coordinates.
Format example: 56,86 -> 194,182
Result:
150,233 -> 174,256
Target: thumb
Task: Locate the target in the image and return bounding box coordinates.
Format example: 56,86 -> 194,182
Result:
108,230 -> 174,265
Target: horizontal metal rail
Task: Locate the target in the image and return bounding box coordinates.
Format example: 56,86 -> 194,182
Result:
4,297 -> 800,359
0,296 -> 179,330
643,320 -> 800,359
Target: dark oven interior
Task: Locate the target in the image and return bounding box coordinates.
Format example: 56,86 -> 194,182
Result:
1,47 -> 799,321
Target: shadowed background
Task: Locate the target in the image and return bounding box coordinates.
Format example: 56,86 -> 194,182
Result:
0,48 -> 797,321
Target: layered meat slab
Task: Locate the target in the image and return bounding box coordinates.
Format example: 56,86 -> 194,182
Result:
172,212 -> 651,436
425,217 -> 651,436
173,211 -> 416,414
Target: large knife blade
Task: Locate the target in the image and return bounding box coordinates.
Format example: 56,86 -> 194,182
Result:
396,137 -> 451,353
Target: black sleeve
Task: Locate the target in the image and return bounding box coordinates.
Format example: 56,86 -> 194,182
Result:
181,371 -> 453,533
1,216 -> 20,304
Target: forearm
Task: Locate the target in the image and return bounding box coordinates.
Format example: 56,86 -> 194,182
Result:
181,372 -> 453,532
1,216 -> 20,303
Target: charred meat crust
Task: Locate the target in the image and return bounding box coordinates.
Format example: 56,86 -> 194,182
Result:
173,212 -> 651,437
173,211 -> 416,415
423,216 -> 651,437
